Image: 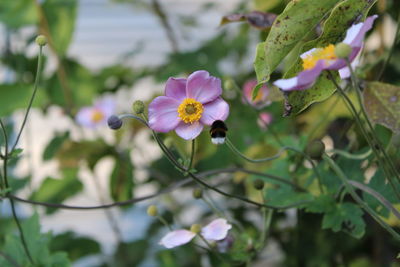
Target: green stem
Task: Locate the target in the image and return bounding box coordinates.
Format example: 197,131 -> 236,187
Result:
327,149 -> 372,160
157,215 -> 173,231
346,60 -> 400,181
0,120 -> 34,264
225,138 -> 324,194
187,139 -> 195,171
11,46 -> 44,152
377,9 -> 400,81
323,154 -> 400,241
327,71 -> 400,200
259,193 -> 273,249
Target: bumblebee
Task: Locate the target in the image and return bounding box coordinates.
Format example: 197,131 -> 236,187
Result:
210,120 -> 228,145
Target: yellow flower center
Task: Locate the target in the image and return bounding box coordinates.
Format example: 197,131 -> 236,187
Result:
177,98 -> 203,124
254,89 -> 264,102
302,44 -> 337,70
91,109 -> 105,122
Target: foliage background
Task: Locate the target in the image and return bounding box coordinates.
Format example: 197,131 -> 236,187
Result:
0,0 -> 399,266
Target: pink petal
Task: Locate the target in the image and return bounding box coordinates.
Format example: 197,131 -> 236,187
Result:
148,96 -> 180,132
243,80 -> 270,108
165,77 -> 187,102
257,112 -> 273,129
273,60 -> 325,91
186,71 -> 222,104
343,15 -> 378,49
201,218 -> 232,241
175,121 -> 204,140
200,98 -> 229,126
95,98 -> 115,118
76,107 -> 97,128
159,230 -> 196,249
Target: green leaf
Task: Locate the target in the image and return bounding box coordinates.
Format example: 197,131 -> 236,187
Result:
322,202 -> 366,239
284,0 -> 378,114
30,168 -> 83,214
110,154 -> 134,202
46,59 -> 97,107
0,83 -> 46,116
305,195 -> 335,213
260,0 -> 339,82
43,132 -> 70,161
50,231 -> 101,261
364,81 -> 400,133
0,0 -> 38,29
0,213 -> 70,267
42,0 -> 77,56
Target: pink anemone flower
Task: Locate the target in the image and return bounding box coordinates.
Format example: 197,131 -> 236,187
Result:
76,98 -> 115,128
257,112 -> 273,130
148,71 -> 229,140
243,79 -> 271,108
273,15 -> 378,91
159,218 -> 232,249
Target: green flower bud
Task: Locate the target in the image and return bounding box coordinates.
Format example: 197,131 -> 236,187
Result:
335,43 -> 352,59
306,139 -> 325,160
223,78 -> 235,91
133,100 -> 145,114
192,188 -> 203,199
190,224 -> 201,234
35,35 -> 47,46
147,205 -> 158,217
253,179 -> 265,190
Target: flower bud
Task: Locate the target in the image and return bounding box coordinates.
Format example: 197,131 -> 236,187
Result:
147,205 -> 158,217
223,78 -> 235,91
35,35 -> 47,46
253,179 -> 265,190
107,115 -> 123,130
190,224 -> 201,234
335,43 -> 352,59
192,188 -> 203,199
133,100 -> 145,114
306,139 -> 325,160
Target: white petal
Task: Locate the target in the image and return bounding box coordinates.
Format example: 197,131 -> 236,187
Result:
201,218 -> 232,241
273,76 -> 298,91
159,230 -> 196,249
300,48 -> 317,59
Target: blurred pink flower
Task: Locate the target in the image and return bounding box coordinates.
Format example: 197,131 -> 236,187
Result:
243,79 -> 271,108
257,112 -> 273,130
148,71 -> 229,140
159,218 -> 232,249
76,98 -> 115,128
273,15 -> 377,91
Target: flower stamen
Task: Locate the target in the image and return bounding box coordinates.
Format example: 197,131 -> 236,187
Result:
91,109 -> 105,122
302,44 -> 337,70
178,98 -> 203,124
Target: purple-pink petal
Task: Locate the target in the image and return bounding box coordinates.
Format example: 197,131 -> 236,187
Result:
175,121 -> 204,140
76,107 -> 97,128
159,230 -> 196,249
200,97 -> 229,126
148,96 -> 181,132
165,77 -> 187,102
343,15 -> 378,49
273,60 -> 325,91
95,98 -> 115,118
201,218 -> 232,241
186,70 -> 222,104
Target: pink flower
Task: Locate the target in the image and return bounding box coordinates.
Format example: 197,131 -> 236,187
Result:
257,112 -> 273,130
273,15 -> 378,91
243,79 -> 271,108
148,71 -> 229,140
76,98 -> 115,128
159,218 -> 232,249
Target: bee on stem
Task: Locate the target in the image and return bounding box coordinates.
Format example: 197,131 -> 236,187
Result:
210,120 -> 228,145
